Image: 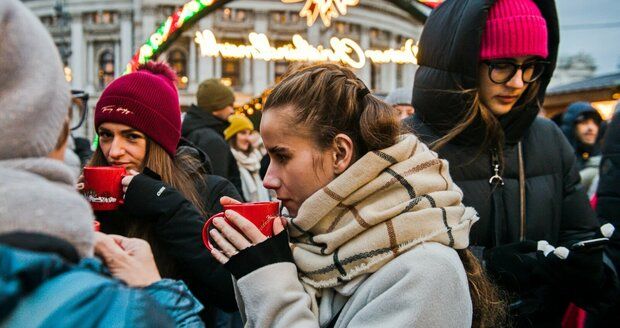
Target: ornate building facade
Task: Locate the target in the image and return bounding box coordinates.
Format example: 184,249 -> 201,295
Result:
23,0 -> 424,138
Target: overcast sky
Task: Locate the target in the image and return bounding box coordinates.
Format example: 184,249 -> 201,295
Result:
556,0 -> 620,74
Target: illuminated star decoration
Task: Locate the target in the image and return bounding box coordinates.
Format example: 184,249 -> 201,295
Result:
282,0 -> 360,27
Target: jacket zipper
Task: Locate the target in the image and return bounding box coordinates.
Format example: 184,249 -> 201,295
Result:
488,148 -> 504,186
518,142 -> 526,241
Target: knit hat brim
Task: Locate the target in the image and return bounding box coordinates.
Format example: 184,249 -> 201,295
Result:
95,95 -> 181,157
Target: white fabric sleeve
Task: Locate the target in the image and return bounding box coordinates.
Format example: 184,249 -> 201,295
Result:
234,262 -> 319,328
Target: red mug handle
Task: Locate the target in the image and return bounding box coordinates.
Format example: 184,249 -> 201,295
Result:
202,212 -> 225,252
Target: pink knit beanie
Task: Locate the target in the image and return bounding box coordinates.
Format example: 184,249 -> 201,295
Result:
480,0 -> 548,60
95,62 -> 181,157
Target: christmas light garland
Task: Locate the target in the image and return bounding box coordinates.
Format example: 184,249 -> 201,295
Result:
125,0 -> 441,74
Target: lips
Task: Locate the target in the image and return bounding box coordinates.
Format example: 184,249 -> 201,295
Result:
111,162 -> 130,167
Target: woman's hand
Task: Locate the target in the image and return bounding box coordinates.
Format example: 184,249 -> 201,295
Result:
76,174 -> 84,191
121,169 -> 140,193
94,232 -> 162,287
210,198 -> 287,264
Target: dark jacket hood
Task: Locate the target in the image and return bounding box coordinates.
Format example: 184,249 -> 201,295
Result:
182,105 -> 229,137
561,102 -> 603,145
411,0 -> 559,146
177,137 -> 214,175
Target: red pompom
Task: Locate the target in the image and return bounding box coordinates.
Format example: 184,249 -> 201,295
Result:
137,61 -> 178,84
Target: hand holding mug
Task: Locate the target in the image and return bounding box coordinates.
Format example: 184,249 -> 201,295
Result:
208,199 -> 286,264
121,169 -> 140,193
94,232 -> 161,287
76,174 -> 85,191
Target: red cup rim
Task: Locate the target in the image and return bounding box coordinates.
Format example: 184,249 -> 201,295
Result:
84,166 -> 126,172
223,201 -> 279,208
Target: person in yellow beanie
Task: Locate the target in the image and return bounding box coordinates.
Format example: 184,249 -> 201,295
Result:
225,115 -> 272,202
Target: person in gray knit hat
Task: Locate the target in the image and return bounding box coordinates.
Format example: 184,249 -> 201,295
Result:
384,87 -> 415,120
0,0 -> 91,256
0,1 -> 204,326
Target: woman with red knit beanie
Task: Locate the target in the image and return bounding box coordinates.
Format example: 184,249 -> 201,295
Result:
85,62 -> 242,326
403,0 -> 617,326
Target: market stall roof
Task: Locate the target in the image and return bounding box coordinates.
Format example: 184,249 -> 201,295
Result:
547,72 -> 620,95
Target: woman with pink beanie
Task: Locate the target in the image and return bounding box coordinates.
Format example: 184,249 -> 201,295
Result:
404,0 -> 617,326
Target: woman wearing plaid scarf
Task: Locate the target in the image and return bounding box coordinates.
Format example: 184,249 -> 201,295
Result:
208,63 -> 505,327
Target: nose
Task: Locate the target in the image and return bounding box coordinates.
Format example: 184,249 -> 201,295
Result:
108,137 -> 125,159
506,68 -> 525,89
262,163 -> 281,191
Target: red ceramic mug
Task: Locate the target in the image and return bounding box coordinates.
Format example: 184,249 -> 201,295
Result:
82,167 -> 126,211
202,201 -> 280,252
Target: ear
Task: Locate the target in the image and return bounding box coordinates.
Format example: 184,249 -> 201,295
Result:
332,133 -> 354,175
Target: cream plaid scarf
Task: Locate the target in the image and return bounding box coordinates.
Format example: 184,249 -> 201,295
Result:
287,134 -> 478,313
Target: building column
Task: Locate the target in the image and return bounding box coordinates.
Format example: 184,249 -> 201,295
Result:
307,22 -> 320,45
188,35 -> 198,92
359,27 -> 371,87
114,41 -> 121,77
252,11 -> 269,95
403,64 -> 416,90
197,16 -> 214,82
141,7 -> 156,46
386,33 -> 400,91
120,11 -> 133,72
381,33 -> 398,92
215,57 -> 222,77
242,59 -> 253,94
86,41 -> 94,93
70,15 -> 85,89
268,61 -> 275,85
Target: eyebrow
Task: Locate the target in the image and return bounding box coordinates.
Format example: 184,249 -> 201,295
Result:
97,127 -> 144,135
267,145 -> 291,155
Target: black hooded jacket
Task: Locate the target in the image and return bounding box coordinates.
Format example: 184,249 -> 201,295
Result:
182,105 -> 243,196
403,0 -> 609,325
560,102 -> 603,169
96,142 -> 242,327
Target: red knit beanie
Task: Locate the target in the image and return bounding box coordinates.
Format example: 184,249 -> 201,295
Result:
95,62 -> 181,157
480,0 -> 548,60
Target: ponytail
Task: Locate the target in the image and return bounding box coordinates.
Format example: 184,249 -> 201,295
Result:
264,63 -> 400,160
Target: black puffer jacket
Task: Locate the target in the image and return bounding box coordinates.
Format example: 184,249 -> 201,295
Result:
403,0 -> 610,325
96,144 -> 242,327
182,105 -> 243,196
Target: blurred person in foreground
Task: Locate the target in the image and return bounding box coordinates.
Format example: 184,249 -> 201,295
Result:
0,1 -> 203,326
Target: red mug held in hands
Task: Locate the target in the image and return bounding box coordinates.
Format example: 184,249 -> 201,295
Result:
202,201 -> 280,252
82,167 -> 126,211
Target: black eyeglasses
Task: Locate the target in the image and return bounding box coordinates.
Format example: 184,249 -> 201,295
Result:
483,60 -> 549,84
70,90 -> 89,131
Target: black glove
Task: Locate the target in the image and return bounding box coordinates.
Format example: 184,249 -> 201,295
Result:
535,241 -> 605,298
485,239 -> 606,293
484,241 -> 542,294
